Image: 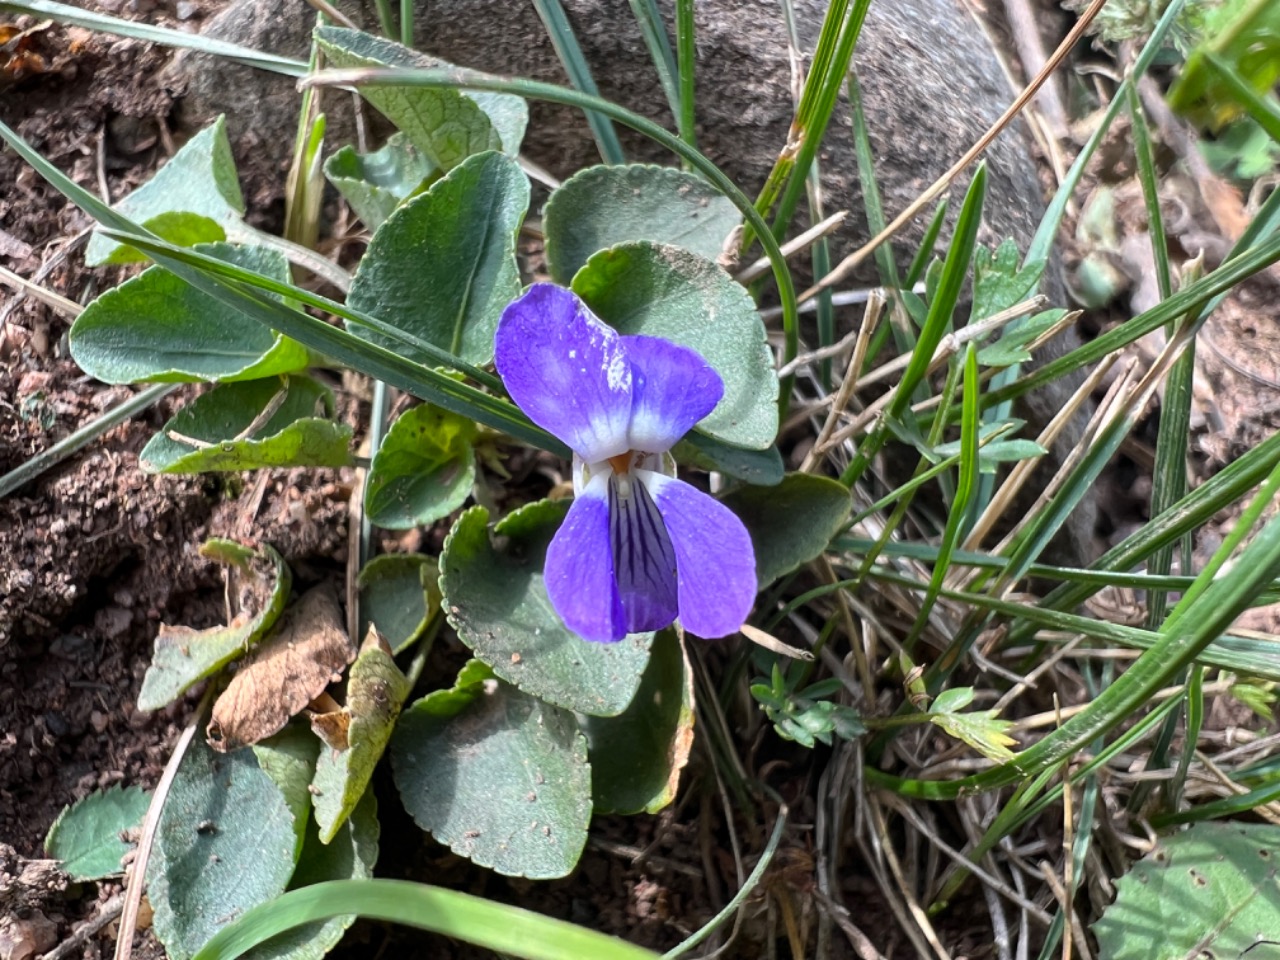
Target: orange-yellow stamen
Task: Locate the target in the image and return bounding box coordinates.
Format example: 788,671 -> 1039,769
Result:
607,452 -> 634,475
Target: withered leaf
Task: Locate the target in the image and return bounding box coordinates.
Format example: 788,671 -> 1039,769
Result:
208,583 -> 355,752
311,627 -> 412,842
137,539 -> 290,712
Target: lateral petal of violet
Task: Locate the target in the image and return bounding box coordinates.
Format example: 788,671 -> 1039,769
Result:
641,472 -> 756,639
495,283 -> 633,462
609,473 -> 679,634
544,471 -> 628,643
621,334 -> 724,454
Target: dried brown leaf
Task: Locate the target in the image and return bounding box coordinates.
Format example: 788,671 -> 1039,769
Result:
207,583 -> 355,752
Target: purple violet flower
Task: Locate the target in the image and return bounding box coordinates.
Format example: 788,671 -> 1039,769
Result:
494,283 -> 757,643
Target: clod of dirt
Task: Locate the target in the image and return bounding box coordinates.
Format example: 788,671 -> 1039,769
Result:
207,582 -> 356,751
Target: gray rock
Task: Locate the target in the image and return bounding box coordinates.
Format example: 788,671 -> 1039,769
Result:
169,0 -> 1095,561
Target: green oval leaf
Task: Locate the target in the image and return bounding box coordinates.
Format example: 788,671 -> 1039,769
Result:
241,791 -> 379,960
581,629 -> 694,815
71,243 -> 307,384
346,151 -> 528,366
86,116 -> 245,266
312,633 -> 412,843
357,553 -> 442,655
543,164 -> 741,284
314,26 -> 527,168
674,432 -> 784,486
571,241 -> 778,450
137,539 -> 291,711
44,785 -> 151,881
721,474 -> 851,588
139,376 -> 353,474
1094,822 -> 1280,960
440,502 -> 653,717
391,667 -> 590,879
148,733 -> 301,960
323,133 -> 436,231
365,404 -> 476,529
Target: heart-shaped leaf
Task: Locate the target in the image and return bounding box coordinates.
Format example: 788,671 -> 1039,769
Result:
357,553 -> 442,655
572,242 -> 778,450
314,27 -> 527,168
675,432 -> 784,486
440,501 -> 653,717
71,243 -> 307,384
312,631 -> 412,843
365,403 -> 476,529
86,116 -> 244,265
543,164 -> 741,284
346,151 -> 528,366
147,733 -> 300,960
391,664 -> 591,879
137,539 -> 291,711
45,785 -> 151,881
140,375 -> 353,474
722,474 -> 851,587
323,133 -> 436,231
581,629 -> 694,815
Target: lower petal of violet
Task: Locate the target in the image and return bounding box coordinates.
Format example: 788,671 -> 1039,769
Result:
544,472 -> 628,643
609,472 -> 679,634
640,471 -> 757,639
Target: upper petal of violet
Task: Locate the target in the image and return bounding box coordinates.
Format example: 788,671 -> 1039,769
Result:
495,284 -> 633,463
544,471 -> 628,642
640,471 -> 756,639
621,334 -> 724,454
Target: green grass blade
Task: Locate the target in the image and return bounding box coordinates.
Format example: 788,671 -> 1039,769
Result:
904,346 -> 980,650
0,0 -> 307,74
766,0 -> 872,246
840,164 -> 988,487
1150,776 -> 1280,828
98,230 -> 502,392
530,0 -> 627,164
1204,51 -> 1280,143
675,0 -> 696,157
399,0 -> 412,46
627,0 -> 681,123
905,199 -> 947,289
0,118 -> 558,453
847,70 -> 901,294
190,879 -> 659,960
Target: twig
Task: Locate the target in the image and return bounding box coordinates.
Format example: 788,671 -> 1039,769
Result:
999,0 -> 1068,137
114,690 -> 213,960
39,894 -> 124,960
0,263 -> 83,318
735,210 -> 848,284
797,0 -> 1110,306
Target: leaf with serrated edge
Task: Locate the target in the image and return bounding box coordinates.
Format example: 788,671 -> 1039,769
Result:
722,474 -> 850,588
314,27 -> 526,168
147,733 -> 298,960
364,404 -> 476,528
137,539 -> 290,711
71,243 -> 307,384
346,151 -> 528,366
543,164 -> 741,284
311,630 -> 411,843
45,785 -> 151,881
391,669 -> 590,879
357,553 -> 442,655
440,501 -> 653,717
208,584 -> 356,752
581,629 -> 695,815
140,375 -> 353,474
572,241 -> 778,450
86,116 -> 244,265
